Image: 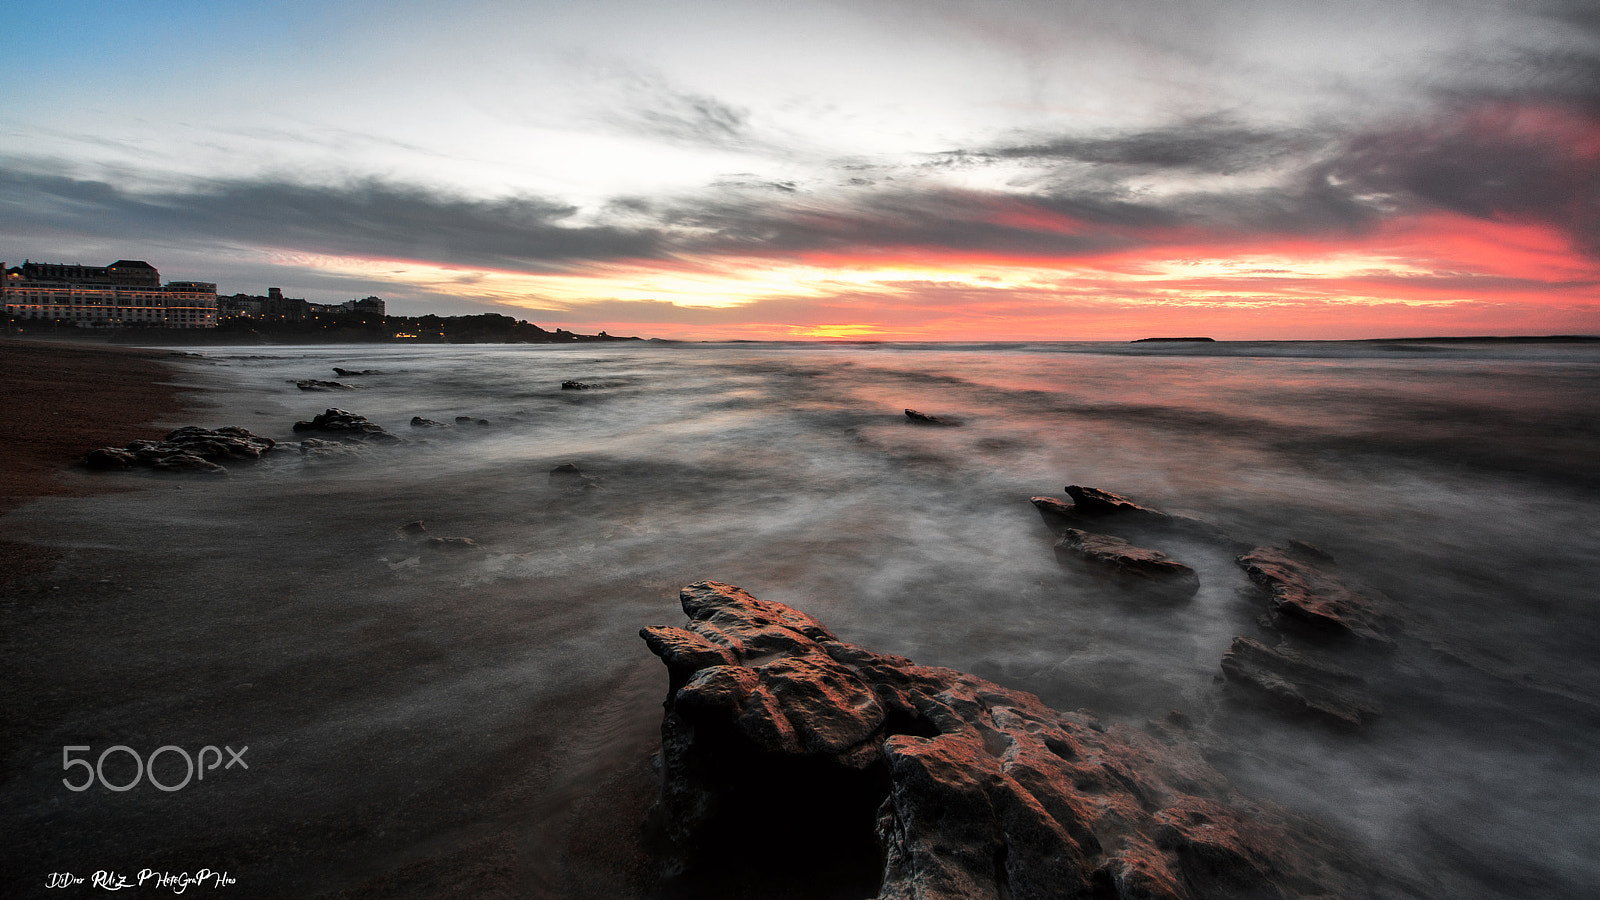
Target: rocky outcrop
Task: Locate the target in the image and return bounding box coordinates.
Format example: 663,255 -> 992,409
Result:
1219,637 -> 1379,729
410,416 -> 449,428
561,380 -> 592,390
292,408 -> 402,444
643,581 -> 1378,900
455,416 -> 490,426
85,426 -> 277,474
1236,547 -> 1395,647
332,367 -> 379,377
904,408 -> 959,426
1053,529 -> 1200,602
1032,488 -> 1240,548
294,379 -> 354,391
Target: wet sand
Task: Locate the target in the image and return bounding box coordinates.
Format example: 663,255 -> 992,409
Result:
0,342 -> 664,899
0,339 -> 194,585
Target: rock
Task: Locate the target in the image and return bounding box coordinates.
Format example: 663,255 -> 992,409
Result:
1031,488 -> 1243,549
396,520 -> 427,538
1236,547 -> 1395,647
1053,529 -> 1201,601
292,408 -> 403,444
1066,485 -> 1177,527
294,379 -> 354,391
85,447 -> 139,470
642,581 -> 1380,900
410,416 -> 449,428
85,426 -> 276,474
549,463 -> 599,490
145,453 -> 228,475
904,408 -> 959,426
294,438 -> 372,461
561,380 -> 592,390
1220,637 -> 1379,729
332,367 -> 379,377
454,416 -> 490,426
1029,496 -> 1078,534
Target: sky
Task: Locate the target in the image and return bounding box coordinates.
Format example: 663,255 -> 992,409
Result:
2,0 -> 1597,340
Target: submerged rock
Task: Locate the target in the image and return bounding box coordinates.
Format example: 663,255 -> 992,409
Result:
332,367 -> 379,377
904,408 -> 959,426
410,416 -> 449,428
1237,546 -> 1395,647
292,408 -> 403,444
561,380 -> 592,390
454,416 -> 490,426
86,426 -> 276,474
1220,637 -> 1379,729
549,462 -> 599,490
1053,528 -> 1201,601
294,379 -> 354,391
642,581 -> 1379,900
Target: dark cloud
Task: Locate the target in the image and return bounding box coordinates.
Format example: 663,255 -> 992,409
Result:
0,163 -> 662,270
1330,102 -> 1600,255
975,116 -> 1325,175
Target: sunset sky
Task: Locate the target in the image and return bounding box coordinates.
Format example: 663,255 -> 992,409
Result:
3,0 -> 1597,339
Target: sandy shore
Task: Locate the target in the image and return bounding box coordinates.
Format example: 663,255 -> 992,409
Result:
0,342 -> 663,899
0,339 -> 195,585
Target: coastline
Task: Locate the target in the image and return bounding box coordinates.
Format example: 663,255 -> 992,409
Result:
0,339 -> 198,585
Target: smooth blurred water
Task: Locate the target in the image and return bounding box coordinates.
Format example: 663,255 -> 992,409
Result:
5,339 -> 1599,898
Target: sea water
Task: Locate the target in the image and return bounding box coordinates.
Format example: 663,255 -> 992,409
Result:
4,339 -> 1598,898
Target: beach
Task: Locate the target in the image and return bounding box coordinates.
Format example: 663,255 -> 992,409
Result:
2,339 -> 1599,899
0,340 -> 196,584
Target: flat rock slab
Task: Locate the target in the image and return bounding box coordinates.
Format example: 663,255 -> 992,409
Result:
1053,528 -> 1201,602
1221,637 -> 1379,729
1237,546 -> 1396,647
904,408 -> 960,426
642,581 -> 1381,900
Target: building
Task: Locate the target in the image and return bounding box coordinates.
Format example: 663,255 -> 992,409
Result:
307,295 -> 386,317
2,259 -> 217,328
218,287 -> 311,321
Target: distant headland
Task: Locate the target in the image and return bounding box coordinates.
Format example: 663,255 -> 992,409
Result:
1131,336 -> 1216,342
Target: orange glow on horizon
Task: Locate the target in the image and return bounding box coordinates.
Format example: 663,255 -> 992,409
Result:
281,209 -> 1599,341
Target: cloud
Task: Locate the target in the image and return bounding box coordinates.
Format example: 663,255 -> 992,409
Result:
974,115 -> 1325,175
0,161 -> 663,270
1330,101 -> 1600,256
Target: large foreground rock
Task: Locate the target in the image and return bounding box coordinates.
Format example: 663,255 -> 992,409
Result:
85,425 -> 277,474
1053,528 -> 1201,602
1236,547 -> 1395,647
643,581 -> 1383,900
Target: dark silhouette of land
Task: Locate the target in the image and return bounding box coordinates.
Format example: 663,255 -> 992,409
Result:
8,311 -> 641,345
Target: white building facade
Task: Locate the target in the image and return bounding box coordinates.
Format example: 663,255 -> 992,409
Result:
3,260 -> 218,328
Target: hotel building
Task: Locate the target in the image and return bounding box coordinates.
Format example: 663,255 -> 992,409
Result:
2,260 -> 218,328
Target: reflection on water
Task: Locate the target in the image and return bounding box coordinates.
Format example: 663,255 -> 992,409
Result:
4,340 -> 1598,898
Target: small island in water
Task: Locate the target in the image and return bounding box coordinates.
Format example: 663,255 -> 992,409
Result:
1130,336 -> 1216,342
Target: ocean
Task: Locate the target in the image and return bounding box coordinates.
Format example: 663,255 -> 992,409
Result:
4,339 -> 1598,898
